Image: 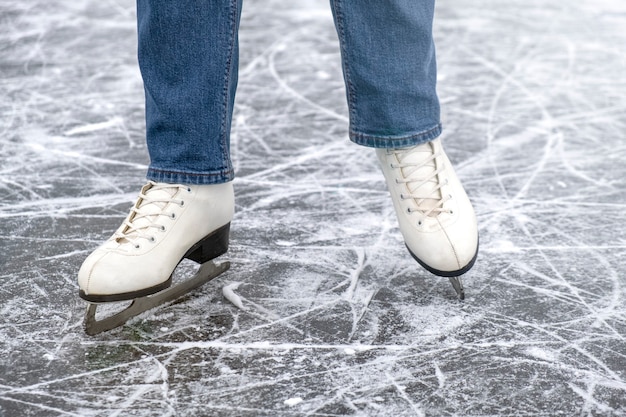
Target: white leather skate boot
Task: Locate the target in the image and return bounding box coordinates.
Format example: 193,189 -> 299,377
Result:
78,181 -> 234,302
376,138 -> 478,278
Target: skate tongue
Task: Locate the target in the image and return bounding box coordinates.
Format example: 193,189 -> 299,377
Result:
395,144 -> 442,216
118,183 -> 180,244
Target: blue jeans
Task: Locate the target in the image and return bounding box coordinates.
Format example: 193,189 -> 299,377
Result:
138,0 -> 441,185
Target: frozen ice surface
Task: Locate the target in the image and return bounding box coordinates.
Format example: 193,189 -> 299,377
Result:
1,0 -> 625,416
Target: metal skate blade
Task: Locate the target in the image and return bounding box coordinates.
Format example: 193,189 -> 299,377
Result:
83,261 -> 230,336
448,276 -> 465,300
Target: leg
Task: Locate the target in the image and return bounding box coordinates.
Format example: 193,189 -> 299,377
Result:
78,0 -> 242,327
330,0 -> 478,293
329,0 -> 441,148
138,0 -> 242,185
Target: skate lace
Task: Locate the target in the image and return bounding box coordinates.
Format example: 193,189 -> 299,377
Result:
114,182 -> 188,247
390,144 -> 450,219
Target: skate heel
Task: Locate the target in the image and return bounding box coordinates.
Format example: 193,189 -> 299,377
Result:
184,223 -> 230,264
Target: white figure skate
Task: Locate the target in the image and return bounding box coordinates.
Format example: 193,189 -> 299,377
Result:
376,138 -> 479,299
78,181 -> 234,334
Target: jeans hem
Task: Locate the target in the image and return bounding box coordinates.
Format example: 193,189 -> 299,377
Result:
146,167 -> 234,185
349,123 -> 442,149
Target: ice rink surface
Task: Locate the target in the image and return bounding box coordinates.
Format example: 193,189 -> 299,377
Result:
1,0 -> 626,415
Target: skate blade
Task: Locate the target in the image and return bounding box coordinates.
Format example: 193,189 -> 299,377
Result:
448,276 -> 465,300
83,261 -> 230,336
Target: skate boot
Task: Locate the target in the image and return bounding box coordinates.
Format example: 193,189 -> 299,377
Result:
376,138 -> 478,299
78,181 -> 234,334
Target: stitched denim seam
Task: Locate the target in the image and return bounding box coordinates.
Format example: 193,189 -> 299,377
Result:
219,0 -> 239,175
349,123 -> 442,148
331,0 -> 358,128
148,168 -> 234,178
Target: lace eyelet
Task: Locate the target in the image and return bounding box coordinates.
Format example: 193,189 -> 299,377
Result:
417,220 -> 423,226
170,213 -> 176,219
134,244 -> 141,249
187,187 -> 192,193
150,236 -> 156,243
449,210 -> 454,215
180,200 -> 185,207
160,225 -> 166,232
406,207 -> 412,214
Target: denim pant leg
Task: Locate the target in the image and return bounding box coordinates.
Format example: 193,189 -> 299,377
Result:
137,0 -> 242,185
329,0 -> 442,148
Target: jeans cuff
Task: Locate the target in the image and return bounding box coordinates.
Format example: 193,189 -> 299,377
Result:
349,123 -> 442,149
146,167 -> 234,185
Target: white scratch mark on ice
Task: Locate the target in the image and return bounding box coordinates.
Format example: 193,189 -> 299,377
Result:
386,372 -> 425,417
434,362 -> 446,389
284,397 -> 303,406
569,382 -> 615,415
63,117 -> 123,136
223,282 -> 245,310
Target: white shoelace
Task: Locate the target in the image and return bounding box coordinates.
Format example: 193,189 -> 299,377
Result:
390,145 -> 451,219
114,182 -> 188,247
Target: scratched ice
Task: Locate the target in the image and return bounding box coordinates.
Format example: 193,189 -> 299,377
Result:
1,0 -> 625,416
